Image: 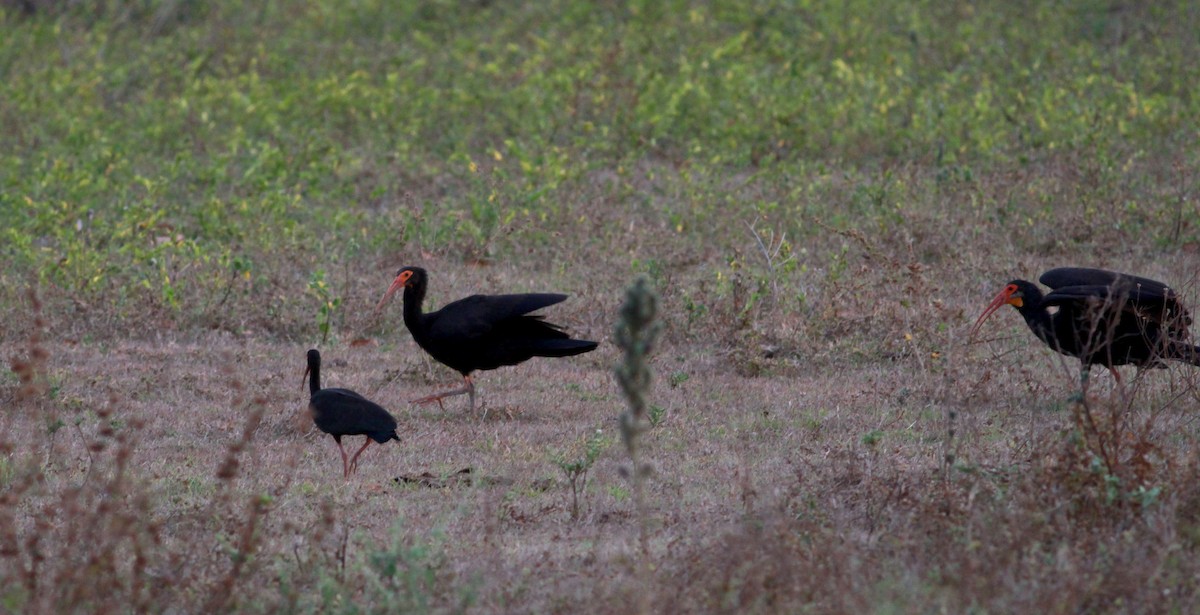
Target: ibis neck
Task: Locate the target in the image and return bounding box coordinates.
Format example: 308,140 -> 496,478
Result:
1019,304 -> 1057,347
308,364 -> 321,396
402,284 -> 426,331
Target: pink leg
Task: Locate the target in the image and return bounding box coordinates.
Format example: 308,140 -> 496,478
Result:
335,437 -> 350,478
411,375 -> 476,411
347,438 -> 373,476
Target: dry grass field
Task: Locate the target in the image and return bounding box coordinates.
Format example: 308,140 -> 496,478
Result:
7,196 -> 1200,612
4,1 -> 1200,613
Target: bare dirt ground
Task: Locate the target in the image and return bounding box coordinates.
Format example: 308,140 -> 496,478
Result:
7,267 -> 1200,612
5,161 -> 1200,611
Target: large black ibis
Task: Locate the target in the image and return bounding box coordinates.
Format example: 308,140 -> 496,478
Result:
375,266 -> 598,411
303,349 -> 400,477
971,267 -> 1200,388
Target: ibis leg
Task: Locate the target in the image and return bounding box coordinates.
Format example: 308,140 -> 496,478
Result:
467,376 -> 476,412
334,436 -> 349,479
348,438 -> 373,476
411,375 -> 476,412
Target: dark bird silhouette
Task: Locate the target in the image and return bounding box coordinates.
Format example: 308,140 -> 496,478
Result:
971,267 -> 1200,389
374,266 -> 598,411
303,349 -> 400,478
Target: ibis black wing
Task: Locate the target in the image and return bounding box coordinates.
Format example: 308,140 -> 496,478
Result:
1041,268 -> 1190,325
311,388 -> 398,441
425,293 -> 569,341
1043,285 -> 1192,338
1040,268 -> 1175,295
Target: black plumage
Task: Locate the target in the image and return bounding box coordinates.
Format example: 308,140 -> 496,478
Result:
304,349 -> 399,478
375,266 -> 598,411
971,267 -> 1200,388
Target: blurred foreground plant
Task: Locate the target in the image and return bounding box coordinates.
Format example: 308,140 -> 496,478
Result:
614,275 -> 662,583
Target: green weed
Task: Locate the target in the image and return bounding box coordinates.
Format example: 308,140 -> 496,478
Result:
550,428 -> 612,521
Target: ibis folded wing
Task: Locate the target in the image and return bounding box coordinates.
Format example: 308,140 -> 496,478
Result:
426,293 -> 570,341
1040,267 -> 1178,298
312,388 -> 399,442
1043,284 -> 1192,340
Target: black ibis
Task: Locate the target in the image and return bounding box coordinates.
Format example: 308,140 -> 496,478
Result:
304,349 -> 399,477
375,266 -> 598,411
971,267 -> 1200,388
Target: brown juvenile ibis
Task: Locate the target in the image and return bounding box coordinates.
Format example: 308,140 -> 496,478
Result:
971,267 -> 1200,388
375,266 -> 598,411
304,349 -> 400,478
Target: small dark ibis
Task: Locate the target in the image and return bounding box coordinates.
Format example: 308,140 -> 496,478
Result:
304,349 -> 400,478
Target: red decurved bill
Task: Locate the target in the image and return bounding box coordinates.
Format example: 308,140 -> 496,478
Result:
374,269 -> 413,313
970,284 -> 1019,338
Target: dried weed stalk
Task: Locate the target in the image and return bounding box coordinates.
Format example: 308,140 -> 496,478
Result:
0,388 -> 171,612
9,286 -> 49,401
201,365 -> 276,613
0,341 -> 291,612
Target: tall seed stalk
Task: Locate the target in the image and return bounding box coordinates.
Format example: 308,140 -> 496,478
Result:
614,276 -> 662,569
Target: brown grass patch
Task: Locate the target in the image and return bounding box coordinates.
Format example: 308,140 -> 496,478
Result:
4,158 -> 1200,612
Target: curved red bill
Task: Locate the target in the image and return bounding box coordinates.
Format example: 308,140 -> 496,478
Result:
374,270 -> 413,312
970,284 -> 1020,338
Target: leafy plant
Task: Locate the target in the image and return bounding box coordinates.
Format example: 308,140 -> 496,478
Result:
648,404 -> 666,428
667,372 -> 689,389
307,269 -> 342,345
550,429 -> 611,521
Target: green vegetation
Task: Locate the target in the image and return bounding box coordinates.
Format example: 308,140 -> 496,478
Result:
3,0 -> 1200,612
3,0 -> 1197,341
550,428 -> 611,521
